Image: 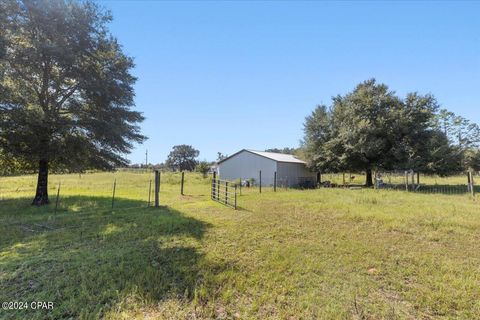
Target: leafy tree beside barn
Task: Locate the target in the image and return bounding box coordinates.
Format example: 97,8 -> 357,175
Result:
0,0 -> 145,205
303,79 -> 464,186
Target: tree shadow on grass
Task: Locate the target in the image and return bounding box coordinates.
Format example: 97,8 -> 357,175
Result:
1,194 -> 147,215
0,196 -> 226,320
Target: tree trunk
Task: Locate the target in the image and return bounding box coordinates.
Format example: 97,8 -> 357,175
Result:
32,159 -> 49,205
365,168 -> 373,187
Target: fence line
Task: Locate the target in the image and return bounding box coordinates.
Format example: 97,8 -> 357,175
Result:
0,171 -> 230,239
317,171 -> 477,196
211,174 -> 237,209
2,170 -> 477,220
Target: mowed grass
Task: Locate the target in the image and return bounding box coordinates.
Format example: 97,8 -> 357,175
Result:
1,172 -> 480,319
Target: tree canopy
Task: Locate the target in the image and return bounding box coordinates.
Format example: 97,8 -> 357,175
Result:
165,145 -> 199,171
303,79 -> 467,186
0,0 -> 145,204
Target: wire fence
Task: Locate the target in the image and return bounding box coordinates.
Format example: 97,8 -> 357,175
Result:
318,171 -> 478,196
2,169 -> 477,229
0,170 -> 213,228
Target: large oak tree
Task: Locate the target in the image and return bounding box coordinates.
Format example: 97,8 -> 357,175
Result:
0,0 -> 146,205
303,79 -> 462,186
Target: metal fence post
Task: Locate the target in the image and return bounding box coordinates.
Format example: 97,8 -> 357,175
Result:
469,171 -> 475,197
411,171 -> 415,191
259,170 -> 262,193
274,171 -> 277,192
405,171 -> 408,191
467,171 -> 471,193
154,170 -> 160,207
148,179 -> 152,207
234,184 -> 237,209
472,172 -> 476,198
212,172 -> 216,200
225,181 -> 228,205
54,182 -> 61,219
111,179 -> 116,209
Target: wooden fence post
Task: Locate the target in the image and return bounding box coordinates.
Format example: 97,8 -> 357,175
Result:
154,170 -> 160,207
274,171 -> 277,192
181,171 -> 185,195
259,170 -> 262,193
239,177 -> 242,195
111,179 -> 116,209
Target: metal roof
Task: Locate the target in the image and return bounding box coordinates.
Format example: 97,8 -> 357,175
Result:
218,149 -> 306,164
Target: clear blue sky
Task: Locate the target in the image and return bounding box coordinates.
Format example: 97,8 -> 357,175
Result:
100,1 -> 480,164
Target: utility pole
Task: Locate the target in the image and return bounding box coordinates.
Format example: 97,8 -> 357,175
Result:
145,149 -> 148,167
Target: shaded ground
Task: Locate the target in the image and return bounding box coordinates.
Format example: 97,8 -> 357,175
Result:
0,196 -> 219,319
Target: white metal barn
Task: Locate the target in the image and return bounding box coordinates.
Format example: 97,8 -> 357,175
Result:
217,149 -> 315,187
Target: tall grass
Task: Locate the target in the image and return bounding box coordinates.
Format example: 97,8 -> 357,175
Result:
1,172 -> 479,319
321,172 -> 474,186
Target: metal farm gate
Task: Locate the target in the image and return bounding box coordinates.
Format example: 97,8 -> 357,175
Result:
211,177 -> 238,210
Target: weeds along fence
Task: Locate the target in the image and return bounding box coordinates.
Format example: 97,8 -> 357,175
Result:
318,171 -> 478,196
213,170 -> 477,197
376,171 -> 477,196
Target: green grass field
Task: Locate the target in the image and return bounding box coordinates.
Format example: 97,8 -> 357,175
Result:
1,171 -> 480,319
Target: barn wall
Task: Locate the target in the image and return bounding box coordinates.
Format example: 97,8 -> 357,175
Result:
277,162 -> 315,187
218,151 -> 277,186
